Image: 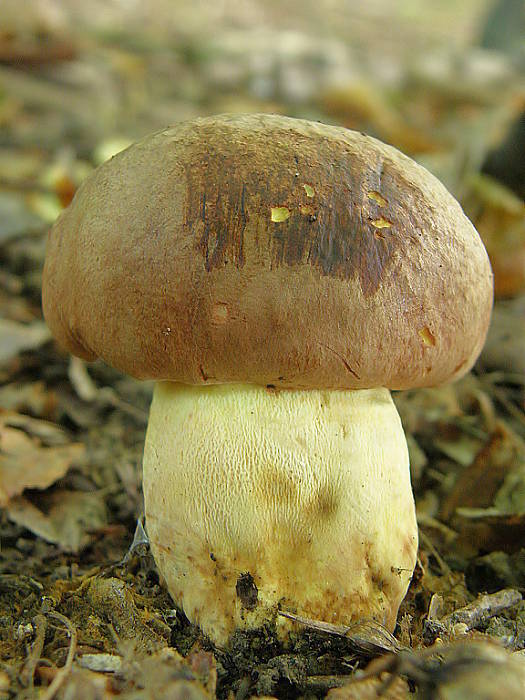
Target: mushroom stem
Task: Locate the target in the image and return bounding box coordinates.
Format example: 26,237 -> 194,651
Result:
143,383 -> 418,646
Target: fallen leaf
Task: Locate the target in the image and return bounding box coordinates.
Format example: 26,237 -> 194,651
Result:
434,433 -> 483,467
441,424 -> 523,521
6,495 -> 60,543
481,296 -> 525,374
0,410 -> 84,507
3,410 -> 70,446
464,174 -> 525,299
7,490 -> 106,552
0,319 -> 51,367
77,653 -> 122,673
455,511 -> 525,555
0,381 -> 57,417
0,191 -> 45,245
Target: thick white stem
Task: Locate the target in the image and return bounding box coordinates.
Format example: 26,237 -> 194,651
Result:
143,383 -> 417,646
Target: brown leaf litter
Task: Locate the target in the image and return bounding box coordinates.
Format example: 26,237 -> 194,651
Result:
1,3 -> 525,698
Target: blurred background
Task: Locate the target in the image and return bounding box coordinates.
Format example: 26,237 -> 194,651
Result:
1,0 -> 524,294
1,1 -> 525,697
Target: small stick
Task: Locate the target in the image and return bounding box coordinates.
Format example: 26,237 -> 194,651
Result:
40,611 -> 77,700
418,528 -> 451,576
440,589 -> 522,631
19,614 -> 47,688
491,385 -> 525,429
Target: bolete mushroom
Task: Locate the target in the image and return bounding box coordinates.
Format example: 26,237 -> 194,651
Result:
42,114 -> 493,646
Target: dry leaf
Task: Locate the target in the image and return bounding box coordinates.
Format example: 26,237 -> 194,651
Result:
0,319 -> 51,367
455,510 -> 525,555
77,653 -> 122,672
441,424 -> 523,521
0,381 -> 57,417
0,191 -> 45,245
481,296 -> 525,374
464,174 -> 525,299
0,410 -> 85,506
7,490 -> 106,552
448,426 -> 525,552
2,410 -> 72,445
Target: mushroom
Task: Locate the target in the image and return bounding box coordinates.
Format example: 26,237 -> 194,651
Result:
42,114 -> 493,646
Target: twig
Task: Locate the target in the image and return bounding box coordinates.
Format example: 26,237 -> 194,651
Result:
440,589 -> 522,631
417,528 -> 451,576
68,356 -> 148,423
491,385 -> 525,429
19,614 -> 47,688
417,512 -> 458,543
341,638 -> 513,692
482,371 -> 525,387
40,611 -> 77,700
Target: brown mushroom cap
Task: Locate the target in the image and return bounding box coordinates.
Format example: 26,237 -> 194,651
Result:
42,113 -> 493,390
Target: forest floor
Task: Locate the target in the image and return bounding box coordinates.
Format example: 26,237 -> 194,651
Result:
1,1 -> 525,698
